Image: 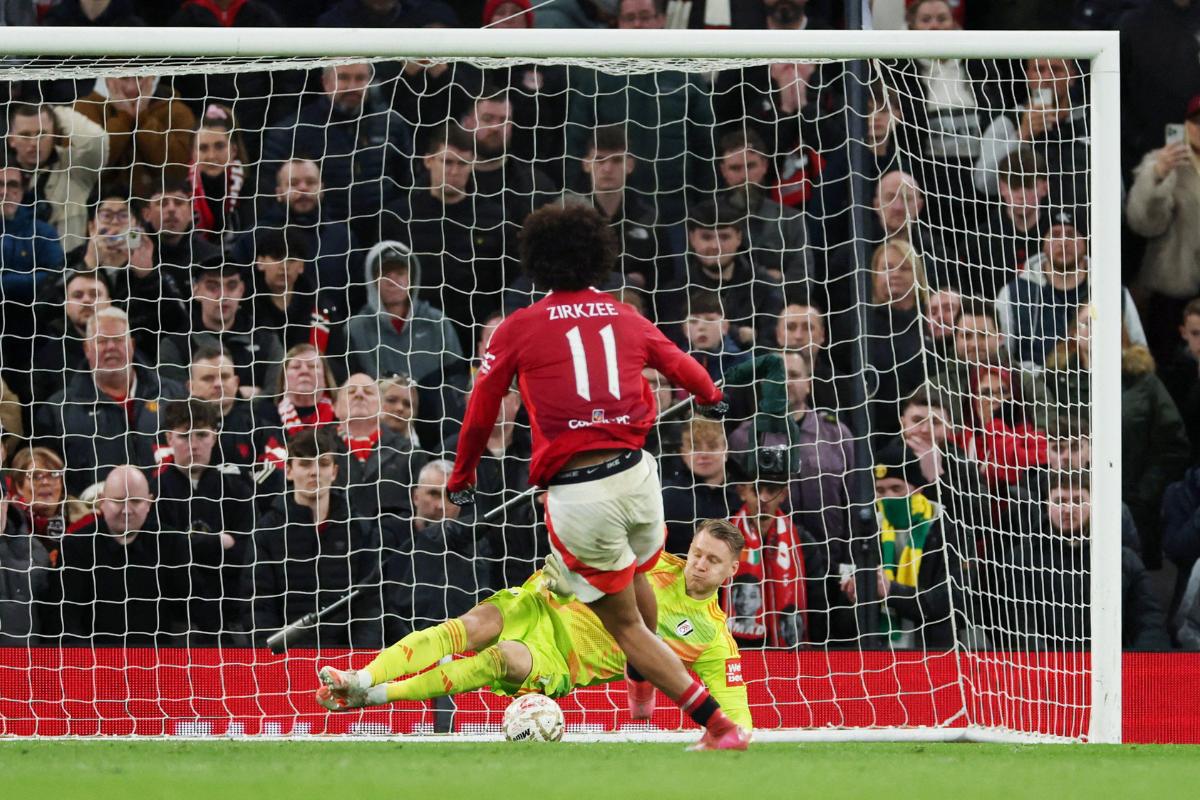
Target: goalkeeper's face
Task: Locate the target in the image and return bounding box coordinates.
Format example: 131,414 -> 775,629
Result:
684,531 -> 740,599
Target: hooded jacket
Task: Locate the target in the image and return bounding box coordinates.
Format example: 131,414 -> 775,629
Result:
346,240 -> 467,388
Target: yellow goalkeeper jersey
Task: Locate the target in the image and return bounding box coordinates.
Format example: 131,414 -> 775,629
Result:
536,553 -> 752,729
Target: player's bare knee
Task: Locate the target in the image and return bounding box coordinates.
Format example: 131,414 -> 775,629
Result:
495,640 -> 533,684
461,603 -> 503,650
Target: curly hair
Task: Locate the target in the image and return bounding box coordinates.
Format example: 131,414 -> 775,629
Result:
518,204 -> 617,292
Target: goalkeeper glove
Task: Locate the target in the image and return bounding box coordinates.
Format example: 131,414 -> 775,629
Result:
540,552 -> 573,600
448,486 -> 476,508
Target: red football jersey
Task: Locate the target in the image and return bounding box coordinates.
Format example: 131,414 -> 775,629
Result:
448,289 -> 722,491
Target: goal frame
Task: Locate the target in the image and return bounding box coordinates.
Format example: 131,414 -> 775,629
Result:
0,26 -> 1122,744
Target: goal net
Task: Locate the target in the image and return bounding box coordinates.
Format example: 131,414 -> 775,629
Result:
0,28 -> 1119,742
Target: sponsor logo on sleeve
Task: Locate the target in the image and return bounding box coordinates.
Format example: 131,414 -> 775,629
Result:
726,659 -> 743,686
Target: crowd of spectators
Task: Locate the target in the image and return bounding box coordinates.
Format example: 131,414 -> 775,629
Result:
0,0 -> 1195,655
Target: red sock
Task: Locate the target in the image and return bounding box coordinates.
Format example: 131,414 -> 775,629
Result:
677,678 -> 732,732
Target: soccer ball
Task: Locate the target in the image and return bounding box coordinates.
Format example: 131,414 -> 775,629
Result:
502,693 -> 565,742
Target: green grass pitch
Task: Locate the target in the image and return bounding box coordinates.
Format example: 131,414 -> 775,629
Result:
3,741 -> 1197,799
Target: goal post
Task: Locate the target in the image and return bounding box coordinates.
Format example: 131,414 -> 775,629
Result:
0,26 -> 1121,743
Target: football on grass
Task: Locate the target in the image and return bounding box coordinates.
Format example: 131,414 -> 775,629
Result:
503,694 -> 565,742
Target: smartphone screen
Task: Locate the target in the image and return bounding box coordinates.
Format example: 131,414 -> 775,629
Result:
1032,87 -> 1056,107
1167,124 -> 1187,146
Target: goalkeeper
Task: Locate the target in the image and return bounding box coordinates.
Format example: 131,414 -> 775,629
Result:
316,519 -> 752,732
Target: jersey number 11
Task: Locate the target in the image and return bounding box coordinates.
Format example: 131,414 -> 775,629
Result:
565,324 -> 621,402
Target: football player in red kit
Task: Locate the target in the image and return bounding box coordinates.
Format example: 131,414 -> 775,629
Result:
446,204 -> 750,750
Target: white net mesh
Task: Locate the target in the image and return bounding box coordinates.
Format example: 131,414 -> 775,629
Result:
0,49 -> 1099,740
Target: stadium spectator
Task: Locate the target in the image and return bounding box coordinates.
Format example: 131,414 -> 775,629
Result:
6,101 -> 107,250
954,365 -> 1047,489
823,171 -> 947,353
710,52 -> 848,246
995,207 -> 1090,369
169,0 -> 283,25
681,290 -> 750,382
482,0 -> 534,26
477,3 -> 569,168
662,417 -> 737,557
862,84 -> 907,179
400,457 -> 496,629
533,0 -> 613,28
391,55 -> 484,155
1118,0 -> 1200,176
42,0 -> 143,25
141,177 -> 221,288
1015,413 -> 1091,512
0,381 -> 20,452
1159,298 -> 1200,458
35,306 -> 184,495
381,125 -> 508,340
28,270 -> 110,404
0,164 -> 66,308
249,158 -> 361,302
247,426 -> 384,649
68,194 -> 189,363
460,85 -> 559,236
867,457 -> 967,649
74,73 -> 195,202
716,128 -> 811,281
565,0 -> 715,225
186,344 -> 265,472
1023,303 -> 1092,433
726,445 -> 810,649
730,352 -> 855,569
318,0 -> 458,27
1122,342 -> 1191,569
865,239 -> 928,446
1008,474 -> 1171,651
158,259 -> 284,393
254,343 -> 338,442
1162,462 -> 1200,629
975,58 -> 1087,199
930,300 -> 1013,426
345,239 -> 468,448
262,61 -> 414,237
251,227 -> 345,359
0,451 -> 51,645
334,372 -> 424,517
659,199 -> 784,346
151,398 -> 255,642
7,446 -> 88,569
378,373 -> 421,446
554,124 -> 669,296
926,288 -> 963,360
190,102 -> 254,246
884,1 -> 994,214
773,302 -> 848,415
60,464 -> 188,644
963,147 -> 1049,296
1126,95 -> 1200,357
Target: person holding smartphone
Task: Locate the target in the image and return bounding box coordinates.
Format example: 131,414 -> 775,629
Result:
974,57 -> 1087,198
1127,95 -> 1200,357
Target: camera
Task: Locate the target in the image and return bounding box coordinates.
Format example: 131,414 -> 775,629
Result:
756,445 -> 790,478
